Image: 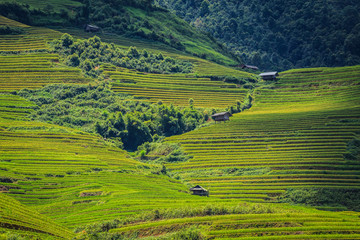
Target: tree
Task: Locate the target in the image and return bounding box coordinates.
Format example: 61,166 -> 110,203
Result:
67,53 -> 80,67
124,114 -> 152,151
60,33 -> 74,48
188,98 -> 194,109
80,59 -> 95,72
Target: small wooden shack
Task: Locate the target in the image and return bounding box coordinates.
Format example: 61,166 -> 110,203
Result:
211,112 -> 232,122
241,64 -> 259,71
84,24 -> 101,33
190,185 -> 209,196
259,72 -> 279,81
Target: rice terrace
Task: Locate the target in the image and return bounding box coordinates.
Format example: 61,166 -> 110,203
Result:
0,0 -> 360,239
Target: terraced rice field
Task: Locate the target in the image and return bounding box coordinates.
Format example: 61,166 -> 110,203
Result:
166,66 -> 360,201
110,210 -> 360,239
0,95 -> 236,228
0,53 -> 88,92
1,15 -> 360,239
0,17 -> 87,92
107,67 -> 249,108
0,193 -> 74,239
0,16 -> 61,52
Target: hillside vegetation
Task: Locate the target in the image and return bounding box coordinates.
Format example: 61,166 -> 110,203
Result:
156,0 -> 360,70
1,6 -> 360,240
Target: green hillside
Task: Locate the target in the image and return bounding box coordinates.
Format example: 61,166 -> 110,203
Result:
166,66 -> 360,208
0,194 -> 74,239
1,6 -> 360,240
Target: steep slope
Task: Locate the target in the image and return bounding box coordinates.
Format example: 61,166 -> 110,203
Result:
156,0 -> 360,70
0,194 -> 74,239
166,66 -> 360,209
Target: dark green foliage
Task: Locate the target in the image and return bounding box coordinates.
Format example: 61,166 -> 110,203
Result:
18,84 -> 207,151
0,1 -> 80,26
0,2 -> 31,24
0,25 -> 25,35
50,34 -> 193,77
155,0 -> 360,70
279,188 -> 360,211
226,93 -> 253,114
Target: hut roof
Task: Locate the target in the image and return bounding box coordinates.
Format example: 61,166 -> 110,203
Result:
87,24 -> 99,28
259,72 -> 279,77
190,185 -> 207,191
211,112 -> 232,117
242,64 -> 259,70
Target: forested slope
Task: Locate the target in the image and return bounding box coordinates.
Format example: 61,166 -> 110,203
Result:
155,0 -> 360,70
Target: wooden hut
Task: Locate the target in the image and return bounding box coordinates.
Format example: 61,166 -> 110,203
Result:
190,185 -> 209,196
84,24 -> 101,33
211,112 -> 232,122
259,72 -> 279,81
241,64 -> 259,71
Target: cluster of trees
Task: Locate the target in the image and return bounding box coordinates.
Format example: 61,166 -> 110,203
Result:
51,34 -> 193,77
155,0 -> 360,70
19,84 -> 208,151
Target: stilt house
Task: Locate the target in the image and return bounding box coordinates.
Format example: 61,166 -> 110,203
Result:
241,64 -> 259,71
190,185 -> 209,196
259,72 -> 279,80
84,24 -> 101,33
211,112 -> 232,122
